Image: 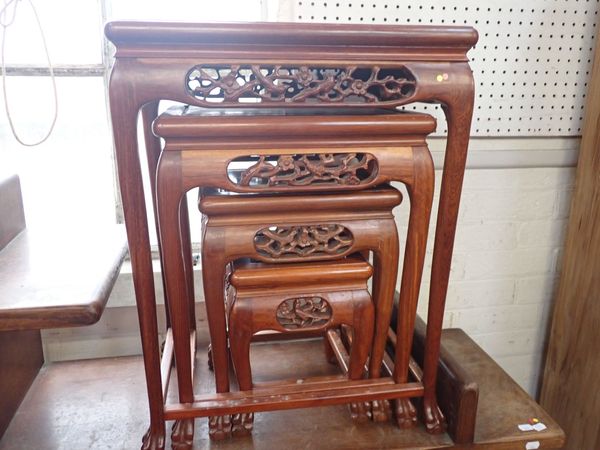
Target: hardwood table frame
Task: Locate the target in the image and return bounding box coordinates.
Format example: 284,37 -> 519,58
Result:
227,256 -> 376,435
156,111 -> 436,440
105,21 -> 477,449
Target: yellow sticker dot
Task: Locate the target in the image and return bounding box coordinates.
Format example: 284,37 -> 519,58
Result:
436,74 -> 444,82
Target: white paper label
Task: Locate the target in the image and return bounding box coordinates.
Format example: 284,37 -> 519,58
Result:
518,424 -> 534,431
525,441 -> 540,449
532,423 -> 547,432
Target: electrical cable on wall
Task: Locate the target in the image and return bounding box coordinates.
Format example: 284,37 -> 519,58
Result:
0,0 -> 57,146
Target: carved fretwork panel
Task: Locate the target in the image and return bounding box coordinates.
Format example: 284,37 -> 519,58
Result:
227,153 -> 378,189
186,65 -> 416,105
276,297 -> 332,330
254,224 -> 354,262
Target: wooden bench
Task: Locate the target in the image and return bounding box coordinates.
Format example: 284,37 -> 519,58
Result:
0,173 -> 127,437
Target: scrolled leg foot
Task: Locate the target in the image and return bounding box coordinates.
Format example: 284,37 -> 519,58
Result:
142,427 -> 166,450
423,397 -> 446,434
231,412 -> 254,437
170,419 -> 194,449
349,402 -> 371,423
394,398 -> 417,429
371,399 -> 392,423
208,415 -> 232,441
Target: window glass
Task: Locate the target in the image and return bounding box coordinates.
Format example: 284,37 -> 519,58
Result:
1,77 -> 115,229
0,0 -> 266,242
2,1 -> 103,65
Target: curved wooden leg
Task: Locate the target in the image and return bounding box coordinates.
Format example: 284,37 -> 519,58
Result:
110,94 -> 165,449
348,295 -> 373,380
144,106 -> 197,446
201,227 -> 233,439
228,301 -> 255,436
228,308 -> 254,392
393,147 -> 435,429
422,75 -> 474,434
179,200 -> 196,331
348,294 -> 375,423
141,101 -> 172,331
368,221 -> 399,421
369,220 -> 400,378
201,228 -> 231,393
156,156 -> 195,444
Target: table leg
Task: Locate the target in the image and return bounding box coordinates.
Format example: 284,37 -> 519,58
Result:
141,101 -> 172,330
423,70 -> 474,434
201,226 -> 233,440
369,219 -> 399,421
109,84 -> 165,449
179,201 -> 196,331
393,147 -> 434,429
156,154 -> 195,448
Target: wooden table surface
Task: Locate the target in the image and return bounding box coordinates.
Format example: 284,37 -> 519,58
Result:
0,225 -> 127,331
0,328 -> 564,449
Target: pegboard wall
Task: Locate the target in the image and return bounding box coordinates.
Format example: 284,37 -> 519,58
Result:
292,0 -> 599,137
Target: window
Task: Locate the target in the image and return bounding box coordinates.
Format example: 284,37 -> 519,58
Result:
0,0 -> 264,242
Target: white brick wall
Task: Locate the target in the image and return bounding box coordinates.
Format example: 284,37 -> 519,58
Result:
400,166 -> 575,396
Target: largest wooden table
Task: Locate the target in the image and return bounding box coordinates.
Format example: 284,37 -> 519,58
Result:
104,21 -> 477,449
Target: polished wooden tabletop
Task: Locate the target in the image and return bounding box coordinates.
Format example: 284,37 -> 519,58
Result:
0,225 -> 127,331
